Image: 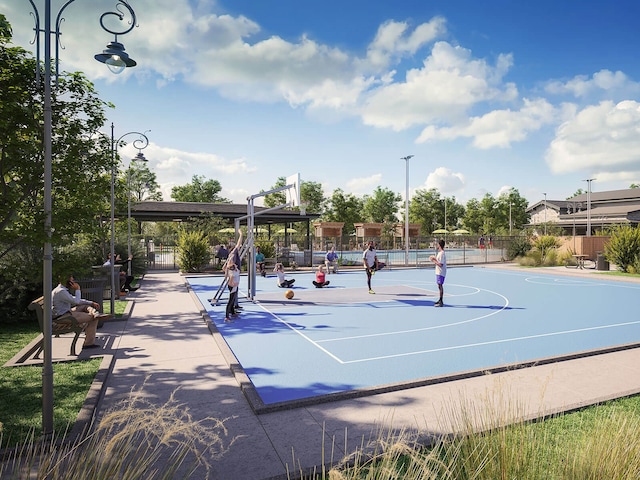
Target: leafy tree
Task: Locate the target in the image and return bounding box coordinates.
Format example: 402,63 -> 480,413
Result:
362,186 -> 401,223
300,180 -> 325,213
323,188 -> 364,235
630,183 -> 639,189
568,189 -> 586,199
496,189 -> 530,234
463,198 -> 483,234
0,21 -> 114,320
171,175 -> 230,203
262,177 -> 287,208
0,24 -> 112,263
128,162 -> 162,202
263,177 -> 323,213
409,188 -> 442,235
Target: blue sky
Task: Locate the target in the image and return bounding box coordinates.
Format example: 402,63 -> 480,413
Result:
4,0 -> 640,207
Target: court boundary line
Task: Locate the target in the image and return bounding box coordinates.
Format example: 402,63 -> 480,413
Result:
187,271 -> 640,415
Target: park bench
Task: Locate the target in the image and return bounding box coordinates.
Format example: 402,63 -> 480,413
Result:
28,296 -> 85,357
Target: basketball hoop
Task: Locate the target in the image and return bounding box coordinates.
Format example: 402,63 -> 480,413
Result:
299,201 -> 309,216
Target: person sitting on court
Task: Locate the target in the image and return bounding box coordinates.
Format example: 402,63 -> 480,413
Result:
255,246 -> 267,277
312,265 -> 330,288
274,263 -> 295,288
324,246 -> 339,274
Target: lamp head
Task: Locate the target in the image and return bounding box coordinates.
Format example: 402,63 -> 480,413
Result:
132,151 -> 148,162
95,41 -> 137,74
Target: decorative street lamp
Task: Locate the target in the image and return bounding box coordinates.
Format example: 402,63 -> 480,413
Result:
401,155 -> 414,265
127,145 -> 150,276
26,0 -> 140,436
109,127 -> 149,312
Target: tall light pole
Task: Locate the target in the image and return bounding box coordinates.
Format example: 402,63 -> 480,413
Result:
110,128 -> 149,310
127,147 -> 149,276
509,201 -> 512,235
401,155 -> 414,265
583,178 -> 595,236
27,0 -> 139,436
542,192 -> 547,235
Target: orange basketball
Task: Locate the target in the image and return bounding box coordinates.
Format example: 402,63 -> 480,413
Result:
285,289 -> 294,299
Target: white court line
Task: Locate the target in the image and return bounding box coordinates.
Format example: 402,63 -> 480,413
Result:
253,300 -> 347,364
341,319 -> 640,364
317,284 -> 508,343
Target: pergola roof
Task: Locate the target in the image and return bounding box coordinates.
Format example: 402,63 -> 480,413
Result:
128,201 -> 320,225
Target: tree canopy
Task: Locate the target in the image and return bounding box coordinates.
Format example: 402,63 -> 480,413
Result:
0,23 -> 113,264
171,175 -> 230,203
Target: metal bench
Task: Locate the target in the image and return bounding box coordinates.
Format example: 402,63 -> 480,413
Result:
28,296 -> 85,357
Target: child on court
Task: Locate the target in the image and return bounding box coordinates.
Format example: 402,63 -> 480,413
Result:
274,263 -> 295,288
312,264 -> 330,288
429,239 -> 447,307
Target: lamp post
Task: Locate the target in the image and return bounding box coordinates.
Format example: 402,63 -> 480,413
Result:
509,201 -> 512,235
127,148 -> 149,276
27,0 -> 139,436
110,127 -> 149,311
401,155 -> 414,265
542,192 -> 547,235
583,178 -> 595,237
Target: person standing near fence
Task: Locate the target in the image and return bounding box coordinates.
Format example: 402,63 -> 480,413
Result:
363,241 -> 378,294
429,239 -> 447,307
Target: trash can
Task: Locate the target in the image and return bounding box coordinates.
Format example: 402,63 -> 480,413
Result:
76,277 -> 107,313
596,253 -> 609,271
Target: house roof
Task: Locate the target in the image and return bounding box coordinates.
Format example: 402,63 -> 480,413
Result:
129,201 -> 321,225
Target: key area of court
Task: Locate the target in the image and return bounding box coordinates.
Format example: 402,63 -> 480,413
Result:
187,266 -> 640,413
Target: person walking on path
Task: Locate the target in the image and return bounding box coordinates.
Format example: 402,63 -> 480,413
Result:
429,239 -> 447,307
312,265 -> 330,288
363,241 -> 378,294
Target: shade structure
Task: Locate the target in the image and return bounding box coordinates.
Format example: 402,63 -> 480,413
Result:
218,227 -> 236,233
432,229 -> 448,234
452,229 -> 470,235
253,227 -> 268,234
276,228 -> 297,234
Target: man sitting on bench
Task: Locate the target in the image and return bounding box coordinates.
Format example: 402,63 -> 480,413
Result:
52,274 -> 112,350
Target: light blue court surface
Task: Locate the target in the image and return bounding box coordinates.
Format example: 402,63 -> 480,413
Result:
187,267 -> 640,412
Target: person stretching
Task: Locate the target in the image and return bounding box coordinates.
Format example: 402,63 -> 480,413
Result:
312,265 -> 330,288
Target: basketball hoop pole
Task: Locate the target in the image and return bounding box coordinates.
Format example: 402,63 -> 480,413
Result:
244,175 -> 300,300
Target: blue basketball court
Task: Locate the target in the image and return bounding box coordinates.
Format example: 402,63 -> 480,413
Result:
186,267 -> 640,412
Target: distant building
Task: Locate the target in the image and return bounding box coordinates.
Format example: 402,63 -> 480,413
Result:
527,188 -> 640,235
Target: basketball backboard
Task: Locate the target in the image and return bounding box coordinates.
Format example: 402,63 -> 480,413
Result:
285,173 -> 301,208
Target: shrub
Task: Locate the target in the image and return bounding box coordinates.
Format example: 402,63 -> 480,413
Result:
604,225 -> 640,273
255,241 -> 275,259
532,235 -> 561,265
507,236 -> 531,260
176,231 -> 211,273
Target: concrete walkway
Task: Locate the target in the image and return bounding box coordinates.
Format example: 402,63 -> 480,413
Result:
13,265 -> 640,479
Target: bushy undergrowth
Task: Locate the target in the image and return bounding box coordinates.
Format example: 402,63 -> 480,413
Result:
605,225 -> 640,273
176,230 -> 211,273
506,235 -> 531,260
0,385 -> 237,480
516,235 -> 564,267
291,395 -> 640,480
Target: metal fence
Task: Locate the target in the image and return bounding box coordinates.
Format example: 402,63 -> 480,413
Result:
143,235 -> 516,271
